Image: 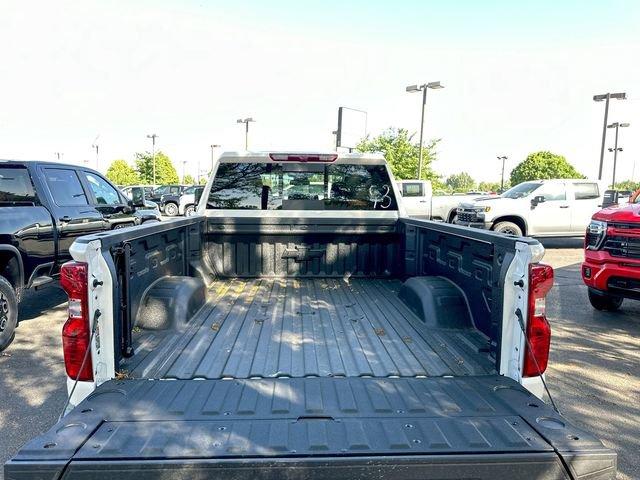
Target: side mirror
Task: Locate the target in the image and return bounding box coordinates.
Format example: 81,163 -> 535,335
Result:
531,195 -> 545,207
130,186 -> 146,208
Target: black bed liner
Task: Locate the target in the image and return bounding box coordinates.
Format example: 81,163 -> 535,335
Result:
7,376 -> 616,479
124,278 -> 494,380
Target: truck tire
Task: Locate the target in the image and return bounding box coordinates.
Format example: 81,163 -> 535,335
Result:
0,275 -> 18,352
588,288 -> 623,311
492,221 -> 523,236
164,202 -> 178,216
184,205 -> 196,217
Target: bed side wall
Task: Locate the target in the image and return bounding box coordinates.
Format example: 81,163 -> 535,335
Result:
400,218 -> 539,368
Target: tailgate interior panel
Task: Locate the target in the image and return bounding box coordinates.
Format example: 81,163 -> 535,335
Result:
7,376 -> 615,480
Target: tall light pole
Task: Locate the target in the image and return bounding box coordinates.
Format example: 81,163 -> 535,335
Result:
607,122 -> 630,189
91,143 -> 99,170
497,156 -> 508,192
146,134 -> 158,185
210,144 -> 221,172
593,92 -> 626,180
236,118 -> 254,150
406,81 -> 444,179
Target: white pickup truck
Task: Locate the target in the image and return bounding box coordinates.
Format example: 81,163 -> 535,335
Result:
397,179 -> 494,222
6,153 -> 615,479
455,179 -> 606,237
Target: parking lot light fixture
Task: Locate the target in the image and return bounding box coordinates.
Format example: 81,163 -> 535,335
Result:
146,134 -> 158,186
606,122 -> 630,189
497,156 -> 508,192
593,92 -> 626,180
406,81 -> 444,179
210,144 -> 221,173
237,118 -> 255,150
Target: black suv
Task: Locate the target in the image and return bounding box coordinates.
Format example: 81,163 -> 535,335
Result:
0,160 -> 159,351
149,184 -> 189,216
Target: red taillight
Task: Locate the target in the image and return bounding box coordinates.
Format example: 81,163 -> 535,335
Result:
268,153 -> 338,162
523,263 -> 554,378
60,261 -> 93,382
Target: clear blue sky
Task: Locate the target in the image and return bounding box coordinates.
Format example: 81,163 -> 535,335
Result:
1,0 -> 638,183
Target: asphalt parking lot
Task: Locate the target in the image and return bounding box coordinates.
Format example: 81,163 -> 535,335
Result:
0,242 -> 638,479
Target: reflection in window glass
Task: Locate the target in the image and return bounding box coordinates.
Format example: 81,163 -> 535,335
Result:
84,173 -> 121,205
573,183 -> 599,200
0,167 -> 37,205
536,183 -> 566,201
207,163 -> 397,210
44,168 -> 88,206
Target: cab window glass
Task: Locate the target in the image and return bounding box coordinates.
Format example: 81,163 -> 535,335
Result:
536,183 -> 566,201
573,183 -> 599,200
83,173 -> 121,205
402,183 -> 423,197
207,162 -> 397,211
44,168 -> 88,206
0,167 -> 37,205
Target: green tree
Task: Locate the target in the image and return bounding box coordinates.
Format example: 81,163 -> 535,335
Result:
183,174 -> 195,185
199,176 -> 208,185
356,128 -> 440,181
510,151 -> 585,185
135,151 -> 179,185
105,159 -> 140,186
445,172 -> 476,192
612,180 -> 640,191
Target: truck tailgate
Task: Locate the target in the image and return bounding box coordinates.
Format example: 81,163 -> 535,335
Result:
6,376 -> 615,480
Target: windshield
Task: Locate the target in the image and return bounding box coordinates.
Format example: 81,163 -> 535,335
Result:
207,162 -> 397,211
184,186 -> 196,195
154,186 -> 170,195
502,182 -> 541,199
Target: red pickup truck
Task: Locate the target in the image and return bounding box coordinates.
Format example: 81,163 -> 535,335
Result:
583,201 -> 640,310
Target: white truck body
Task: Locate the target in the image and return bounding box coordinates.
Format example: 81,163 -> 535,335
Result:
396,179 -> 494,222
456,179 -> 606,237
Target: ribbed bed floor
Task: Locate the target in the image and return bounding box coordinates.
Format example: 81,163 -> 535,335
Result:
125,278 -> 495,379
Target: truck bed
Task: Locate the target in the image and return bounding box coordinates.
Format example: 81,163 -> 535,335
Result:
124,278 -> 495,380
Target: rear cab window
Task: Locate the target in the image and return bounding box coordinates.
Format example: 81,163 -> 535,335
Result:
0,166 -> 38,206
207,162 -> 397,211
43,168 -> 88,206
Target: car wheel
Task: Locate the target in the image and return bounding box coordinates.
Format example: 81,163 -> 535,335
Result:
184,205 -> 196,217
0,275 -> 18,352
492,221 -> 523,236
448,214 -> 458,224
164,202 -> 178,216
588,288 -> 623,311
